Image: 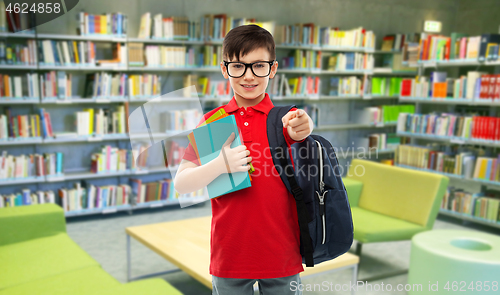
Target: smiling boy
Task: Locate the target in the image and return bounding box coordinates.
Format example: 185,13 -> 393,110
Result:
174,24 -> 313,294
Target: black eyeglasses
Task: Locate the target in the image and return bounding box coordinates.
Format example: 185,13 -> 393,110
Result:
223,60 -> 275,78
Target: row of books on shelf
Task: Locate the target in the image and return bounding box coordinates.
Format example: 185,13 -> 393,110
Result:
142,45 -> 192,67
41,72 -> 162,99
21,10 -> 378,50
90,146 -> 136,173
0,138 -> 187,181
282,50 -> 322,70
276,26 -> 375,49
0,41 -> 378,71
402,32 -> 500,64
136,12 -> 376,49
368,77 -> 403,97
0,40 -> 37,65
128,43 -> 221,68
78,12 -> 128,37
330,76 -> 362,96
39,40 -> 96,65
396,144 -> 500,186
354,133 -> 403,152
183,74 -> 231,98
88,142 -> 185,173
0,105 -> 205,140
0,151 -> 63,180
76,106 -> 127,136
130,178 -> 184,205
0,108 -> 53,138
400,71 -> 500,100
354,105 -> 414,125
138,14 -> 189,40
40,40 -> 128,67
326,52 -> 373,71
0,179 -> 205,212
267,74 -> 321,97
380,33 -> 420,52
442,187 -> 500,223
397,113 -> 500,141
269,75 -> 398,98
0,73 -> 39,98
0,2 -> 35,33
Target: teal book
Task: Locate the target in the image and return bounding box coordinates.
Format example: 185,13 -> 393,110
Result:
192,114 -> 251,199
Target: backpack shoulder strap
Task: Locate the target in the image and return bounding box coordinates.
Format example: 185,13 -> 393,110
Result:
267,105 -> 295,191
267,105 -> 315,267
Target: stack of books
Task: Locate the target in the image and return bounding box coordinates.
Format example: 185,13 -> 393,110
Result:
187,109 -> 253,199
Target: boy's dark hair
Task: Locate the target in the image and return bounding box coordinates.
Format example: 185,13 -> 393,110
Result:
222,24 -> 276,62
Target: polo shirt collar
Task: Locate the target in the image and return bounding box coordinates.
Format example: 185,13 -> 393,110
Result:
223,93 -> 274,115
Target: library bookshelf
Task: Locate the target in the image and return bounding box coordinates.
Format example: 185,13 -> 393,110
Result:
0,24 -> 400,217
395,55 -> 500,229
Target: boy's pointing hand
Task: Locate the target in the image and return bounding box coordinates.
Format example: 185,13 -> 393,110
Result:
282,109 -> 313,141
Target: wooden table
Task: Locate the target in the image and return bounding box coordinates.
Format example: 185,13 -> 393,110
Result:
126,216 -> 359,293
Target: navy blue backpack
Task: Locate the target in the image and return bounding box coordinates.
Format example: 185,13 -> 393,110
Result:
267,105 -> 354,267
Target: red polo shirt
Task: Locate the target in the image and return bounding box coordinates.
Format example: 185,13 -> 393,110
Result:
181,93 -> 305,279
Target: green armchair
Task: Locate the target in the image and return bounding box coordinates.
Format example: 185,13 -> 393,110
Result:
0,204 -> 182,295
343,159 -> 449,280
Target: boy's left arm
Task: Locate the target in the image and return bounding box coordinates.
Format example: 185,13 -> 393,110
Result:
282,108 -> 313,145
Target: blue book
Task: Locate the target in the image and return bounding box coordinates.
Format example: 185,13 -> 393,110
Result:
161,181 -> 168,200
102,188 -> 108,207
50,41 -> 57,65
474,78 -> 481,99
89,15 -> 94,34
192,114 -> 251,199
22,189 -> 31,205
485,159 -> 492,180
56,152 -> 63,174
117,13 -> 122,36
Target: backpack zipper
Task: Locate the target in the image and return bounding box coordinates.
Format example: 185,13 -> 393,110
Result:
315,140 -> 327,245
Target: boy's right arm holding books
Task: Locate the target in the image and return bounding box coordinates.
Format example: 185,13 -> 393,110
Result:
174,132 -> 252,195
